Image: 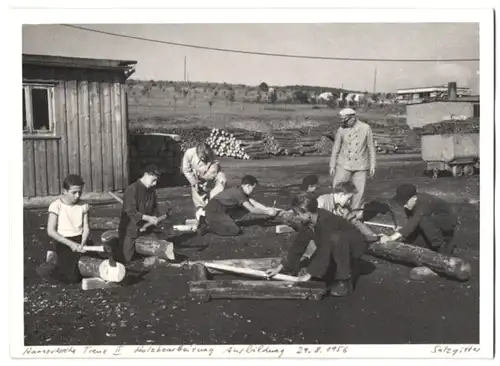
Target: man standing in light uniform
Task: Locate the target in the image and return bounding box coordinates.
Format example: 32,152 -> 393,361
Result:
329,108 -> 376,220
182,142 -> 227,231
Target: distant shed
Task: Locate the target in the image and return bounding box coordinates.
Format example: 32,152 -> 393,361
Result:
22,54 -> 137,197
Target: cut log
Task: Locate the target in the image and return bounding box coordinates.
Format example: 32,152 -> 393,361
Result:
89,217 -> 120,230
189,280 -> 326,301
202,262 -> 298,282
135,236 -> 175,261
82,277 -> 120,291
78,257 -> 126,283
367,241 -> 471,281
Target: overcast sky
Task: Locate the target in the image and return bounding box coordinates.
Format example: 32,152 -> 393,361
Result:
22,23 -> 479,93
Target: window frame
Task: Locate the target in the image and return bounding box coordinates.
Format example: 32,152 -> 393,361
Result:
22,83 -> 56,136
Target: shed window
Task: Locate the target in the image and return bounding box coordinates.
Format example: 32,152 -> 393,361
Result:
22,84 -> 55,135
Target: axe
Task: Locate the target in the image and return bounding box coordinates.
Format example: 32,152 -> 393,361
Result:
139,207 -> 173,232
83,243 -> 117,267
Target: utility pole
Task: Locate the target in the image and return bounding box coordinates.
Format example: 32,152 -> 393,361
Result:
373,66 -> 377,94
184,56 -> 187,82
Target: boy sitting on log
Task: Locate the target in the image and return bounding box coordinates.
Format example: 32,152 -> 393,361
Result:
380,184 -> 457,255
299,175 -> 379,243
266,193 -> 368,297
116,164 -> 175,264
199,175 -> 280,237
40,174 -> 96,283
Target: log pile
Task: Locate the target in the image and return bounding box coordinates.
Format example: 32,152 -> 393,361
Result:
205,128 -> 250,159
419,117 -> 480,135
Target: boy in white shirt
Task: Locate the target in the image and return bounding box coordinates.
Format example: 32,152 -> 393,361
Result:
43,174 -> 93,283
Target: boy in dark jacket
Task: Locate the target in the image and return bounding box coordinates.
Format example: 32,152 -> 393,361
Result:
380,184 -> 457,255
117,165 -> 175,264
266,192 -> 368,297
200,175 -> 280,237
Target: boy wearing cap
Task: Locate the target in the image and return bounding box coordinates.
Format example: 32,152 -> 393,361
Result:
329,108 -> 376,220
200,175 -> 280,237
380,184 -> 457,255
117,165 -> 175,264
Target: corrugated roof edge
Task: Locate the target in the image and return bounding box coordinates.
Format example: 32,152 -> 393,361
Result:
22,53 -> 137,71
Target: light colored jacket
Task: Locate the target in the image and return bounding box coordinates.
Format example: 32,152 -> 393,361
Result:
329,119 -> 376,171
182,147 -> 221,187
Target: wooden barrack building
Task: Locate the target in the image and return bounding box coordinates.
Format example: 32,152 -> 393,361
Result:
23,54 -> 137,197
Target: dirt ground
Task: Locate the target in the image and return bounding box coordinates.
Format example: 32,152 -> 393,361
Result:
23,156 -> 479,346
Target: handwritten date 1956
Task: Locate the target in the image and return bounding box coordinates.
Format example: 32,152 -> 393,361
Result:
296,346 -> 348,355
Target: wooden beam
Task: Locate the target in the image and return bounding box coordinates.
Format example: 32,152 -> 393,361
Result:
189,279 -> 326,301
202,262 -> 298,282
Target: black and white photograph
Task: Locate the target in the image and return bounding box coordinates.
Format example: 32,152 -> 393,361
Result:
8,2 -> 495,360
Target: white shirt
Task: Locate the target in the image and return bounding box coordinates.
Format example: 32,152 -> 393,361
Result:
48,199 -> 89,237
182,147 -> 221,186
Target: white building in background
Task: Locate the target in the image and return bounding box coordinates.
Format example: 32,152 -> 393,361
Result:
396,85 -> 471,104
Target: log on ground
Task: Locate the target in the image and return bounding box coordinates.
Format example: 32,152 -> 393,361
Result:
189,279 -> 327,301
135,235 -> 175,261
366,241 -> 471,281
78,256 -> 126,282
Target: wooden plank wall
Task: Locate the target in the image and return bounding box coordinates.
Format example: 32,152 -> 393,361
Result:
23,75 -> 129,197
23,138 -> 60,197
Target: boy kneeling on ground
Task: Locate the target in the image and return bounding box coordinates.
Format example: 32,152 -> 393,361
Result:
199,175 -> 280,236
380,184 -> 457,255
116,165 -> 175,264
266,192 -> 368,297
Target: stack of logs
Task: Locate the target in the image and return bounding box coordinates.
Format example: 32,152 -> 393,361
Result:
205,128 -> 250,159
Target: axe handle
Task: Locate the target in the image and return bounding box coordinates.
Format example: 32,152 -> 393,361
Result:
108,191 -> 124,204
139,213 -> 169,232
82,246 -> 106,253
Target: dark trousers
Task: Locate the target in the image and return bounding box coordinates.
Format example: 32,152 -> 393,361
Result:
407,214 -> 456,255
205,199 -> 243,237
53,236 -> 96,284
116,226 -> 170,264
307,229 -> 368,281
